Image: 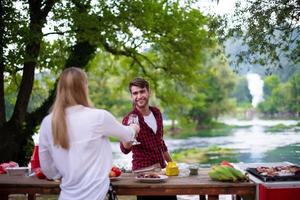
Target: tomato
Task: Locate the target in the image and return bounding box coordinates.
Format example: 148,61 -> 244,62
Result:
35,168 -> 46,179
111,166 -> 122,177
220,161 -> 234,168
109,170 -> 116,177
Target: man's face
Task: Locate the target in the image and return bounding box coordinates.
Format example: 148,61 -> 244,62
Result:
130,86 -> 150,109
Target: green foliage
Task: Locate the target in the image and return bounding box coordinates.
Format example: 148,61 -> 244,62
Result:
87,52 -> 132,117
265,124 -> 290,132
257,71 -> 300,118
264,75 -> 280,97
289,72 -> 300,116
230,76 -> 251,106
185,57 -> 236,128
207,145 -> 234,154
224,0 -> 300,70
3,0 -> 219,119
172,148 -> 206,163
267,124 -> 287,132
227,101 -> 252,120
172,146 -> 235,164
1,0 -> 236,164
172,121 -> 235,139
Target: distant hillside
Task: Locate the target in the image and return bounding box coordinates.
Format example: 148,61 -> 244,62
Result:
224,37 -> 298,82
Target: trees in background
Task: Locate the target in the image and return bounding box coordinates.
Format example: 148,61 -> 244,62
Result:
1,0 -> 219,164
86,45 -> 236,131
188,63 -> 236,128
221,0 -> 300,119
225,0 -> 300,71
231,77 -> 251,106
173,50 -> 236,129
258,72 -> 300,118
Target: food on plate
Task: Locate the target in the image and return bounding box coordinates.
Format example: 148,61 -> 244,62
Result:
256,165 -> 300,177
0,161 -> 18,174
137,173 -> 160,179
109,166 -> 122,177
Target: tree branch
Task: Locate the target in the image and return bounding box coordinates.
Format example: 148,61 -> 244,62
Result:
103,41 -> 168,73
103,41 -> 132,57
43,31 -> 70,37
41,0 -> 56,20
136,52 -> 167,71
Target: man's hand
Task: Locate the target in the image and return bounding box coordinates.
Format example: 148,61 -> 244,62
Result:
122,122 -> 139,150
163,151 -> 173,163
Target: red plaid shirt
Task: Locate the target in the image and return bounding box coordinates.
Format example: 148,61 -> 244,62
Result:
120,106 -> 168,170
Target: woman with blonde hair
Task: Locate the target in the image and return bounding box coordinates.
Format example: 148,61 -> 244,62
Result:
39,67 -> 139,200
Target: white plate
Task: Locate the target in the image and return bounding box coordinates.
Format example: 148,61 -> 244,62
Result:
6,167 -> 29,176
135,175 -> 168,183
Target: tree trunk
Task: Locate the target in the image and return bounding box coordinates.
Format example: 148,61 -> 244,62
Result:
0,0 -> 5,125
65,41 -> 96,68
0,0 -> 97,165
0,121 -> 29,164
0,0 -> 55,165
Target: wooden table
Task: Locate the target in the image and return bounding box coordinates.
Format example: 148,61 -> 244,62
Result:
0,169 -> 256,200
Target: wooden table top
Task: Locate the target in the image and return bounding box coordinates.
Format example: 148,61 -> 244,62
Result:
112,169 -> 256,196
0,168 -> 256,196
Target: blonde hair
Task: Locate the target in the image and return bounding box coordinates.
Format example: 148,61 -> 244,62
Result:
51,67 -> 91,149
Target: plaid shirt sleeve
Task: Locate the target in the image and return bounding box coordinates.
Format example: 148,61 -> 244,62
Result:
161,139 -> 168,152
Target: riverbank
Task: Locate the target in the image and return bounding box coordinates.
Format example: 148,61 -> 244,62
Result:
112,118 -> 300,168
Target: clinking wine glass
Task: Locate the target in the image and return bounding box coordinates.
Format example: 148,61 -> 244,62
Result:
128,114 -> 141,145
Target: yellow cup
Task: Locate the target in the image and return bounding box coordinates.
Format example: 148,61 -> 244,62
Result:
166,162 -> 179,176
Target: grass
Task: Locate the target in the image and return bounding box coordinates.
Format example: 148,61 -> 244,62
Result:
265,123 -> 300,132
265,124 -> 289,132
171,146 -> 236,164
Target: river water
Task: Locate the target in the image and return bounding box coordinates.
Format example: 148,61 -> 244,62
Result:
111,118 -> 299,199
111,118 -> 300,168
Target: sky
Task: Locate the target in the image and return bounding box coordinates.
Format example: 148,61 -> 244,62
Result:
196,0 -> 237,15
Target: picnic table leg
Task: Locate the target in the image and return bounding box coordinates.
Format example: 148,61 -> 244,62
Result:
238,195 -> 255,200
0,193 -> 9,200
207,195 -> 218,200
199,195 -> 206,200
232,195 -> 241,200
28,193 -> 36,200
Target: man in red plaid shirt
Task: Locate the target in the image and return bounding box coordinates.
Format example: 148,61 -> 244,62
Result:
120,77 -> 176,200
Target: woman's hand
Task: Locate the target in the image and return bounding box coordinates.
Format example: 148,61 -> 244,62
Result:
130,123 -> 140,136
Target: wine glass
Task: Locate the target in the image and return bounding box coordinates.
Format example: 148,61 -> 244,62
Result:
128,114 -> 141,145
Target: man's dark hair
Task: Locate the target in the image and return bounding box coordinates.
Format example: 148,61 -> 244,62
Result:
129,77 -> 149,93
